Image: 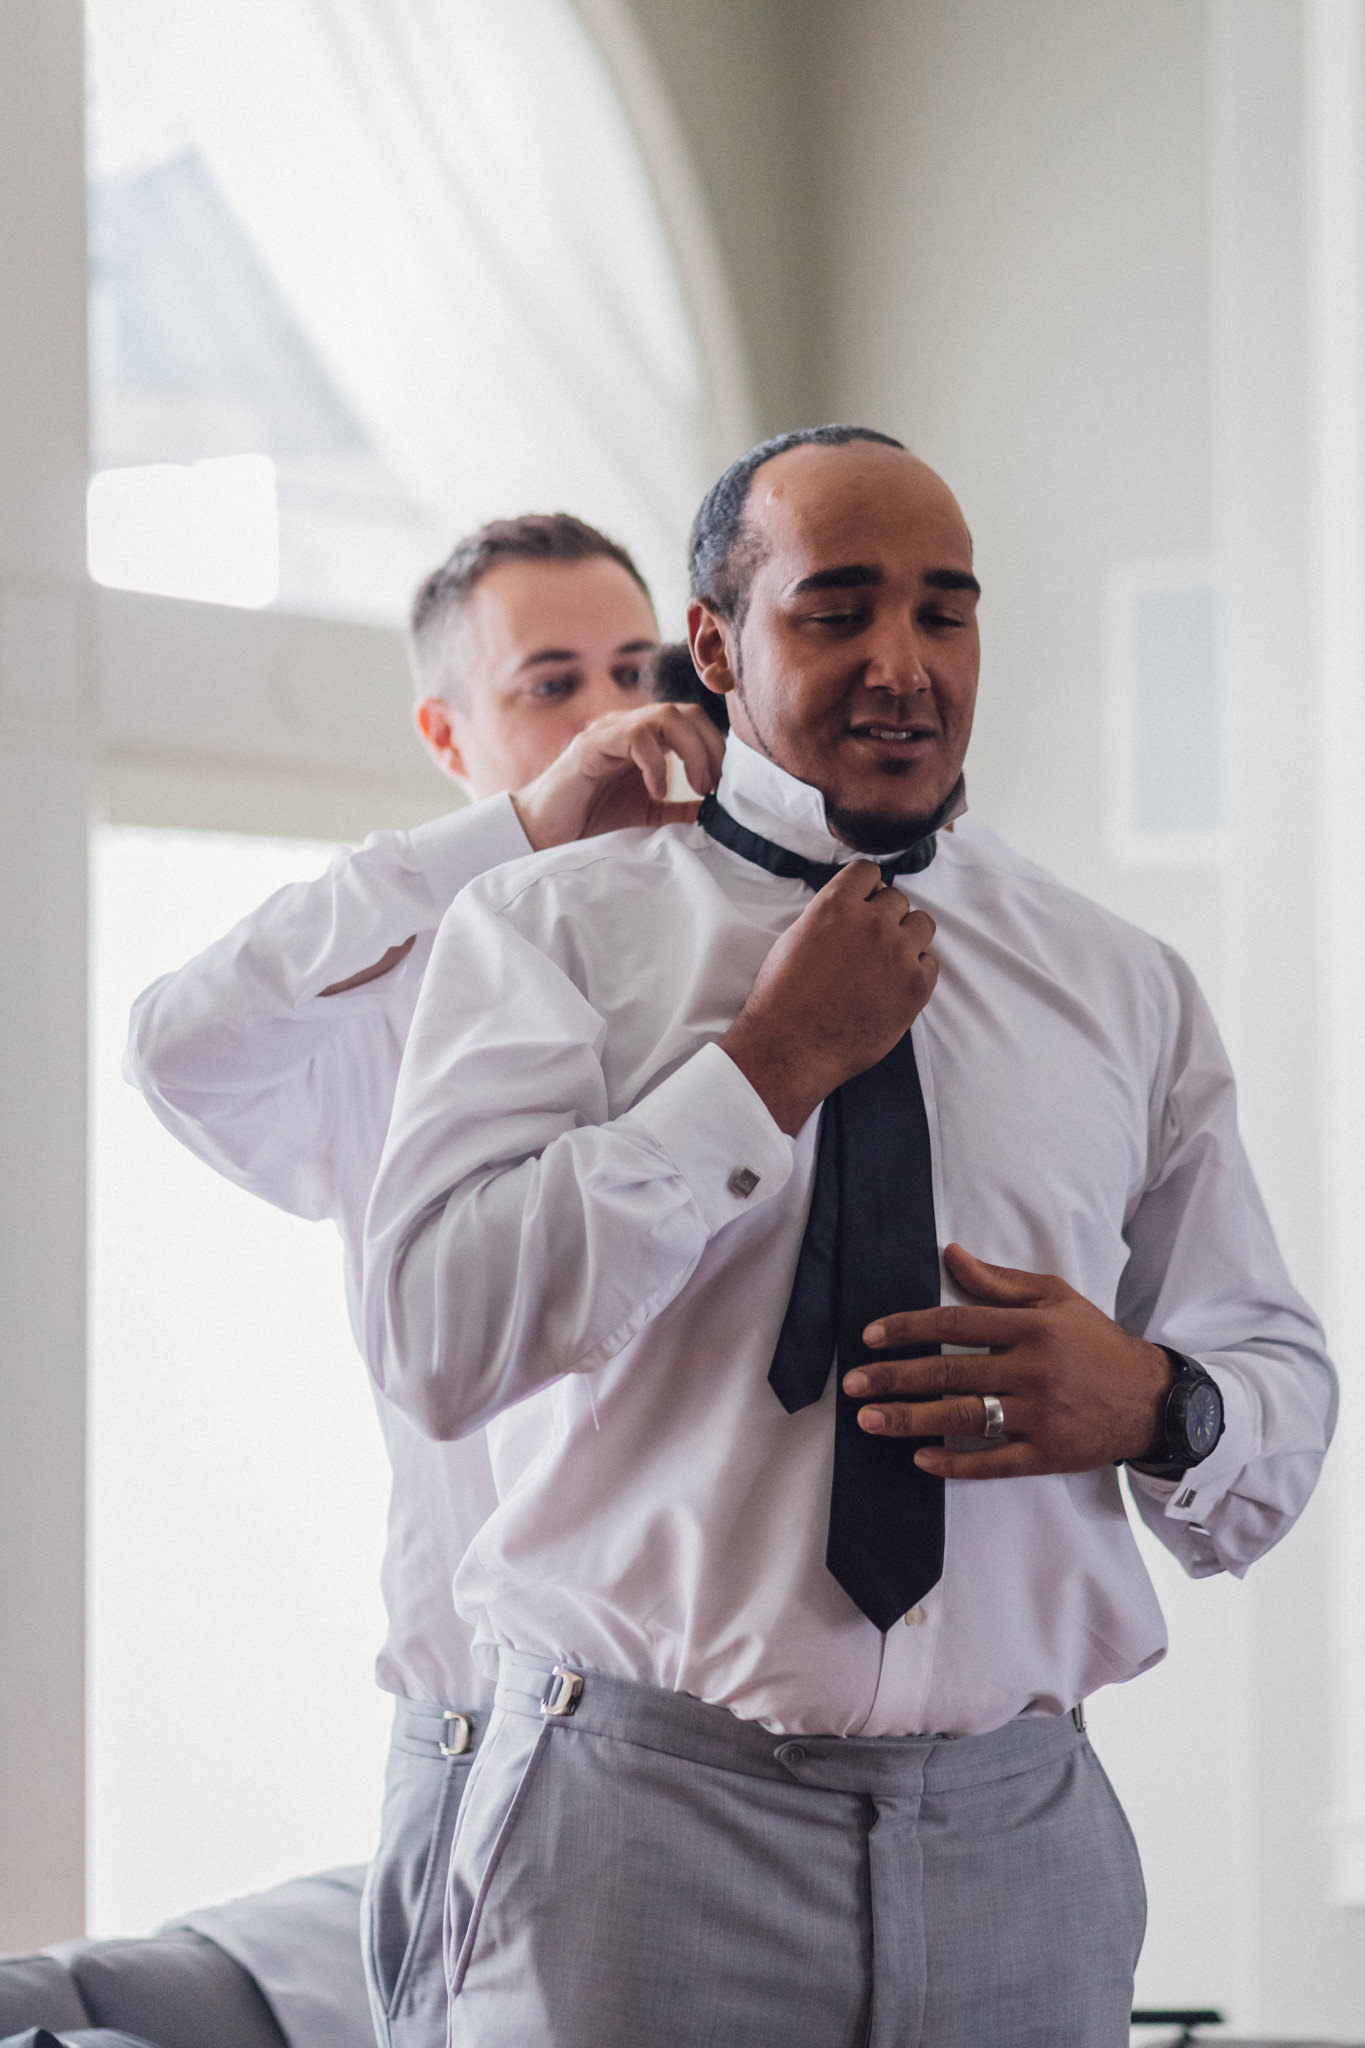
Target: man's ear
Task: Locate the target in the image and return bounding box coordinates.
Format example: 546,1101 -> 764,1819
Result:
415,696 -> 468,782
687,601 -> 738,699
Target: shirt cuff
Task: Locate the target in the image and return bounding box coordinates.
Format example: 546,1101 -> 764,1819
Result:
404,793 -> 532,915
621,1041 -> 795,1234
1125,1360 -> 1259,1523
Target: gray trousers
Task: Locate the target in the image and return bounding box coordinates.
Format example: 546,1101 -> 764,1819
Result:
445,1653 -> 1146,2048
362,1699 -> 486,2048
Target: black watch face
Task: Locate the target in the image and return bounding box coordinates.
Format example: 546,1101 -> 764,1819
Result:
1183,1380 -> 1222,1459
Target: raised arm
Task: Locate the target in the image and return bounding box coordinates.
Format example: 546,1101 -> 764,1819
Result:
362,852 -> 940,1440
125,798 -> 531,1219
125,702 -> 728,1221
360,877 -> 795,1439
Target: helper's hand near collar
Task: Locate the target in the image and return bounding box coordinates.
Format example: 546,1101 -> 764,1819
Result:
513,701 -> 725,849
842,1242 -> 1172,1478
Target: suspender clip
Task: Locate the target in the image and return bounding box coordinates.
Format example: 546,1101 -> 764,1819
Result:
540,1666 -> 584,1718
440,1711 -> 474,1757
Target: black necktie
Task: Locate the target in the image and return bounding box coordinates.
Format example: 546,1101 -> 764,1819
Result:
699,795 -> 945,1632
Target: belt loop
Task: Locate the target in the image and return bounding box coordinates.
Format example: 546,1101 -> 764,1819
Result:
540,1666 -> 584,1718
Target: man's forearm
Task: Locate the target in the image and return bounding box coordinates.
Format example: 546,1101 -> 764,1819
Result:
125,800 -> 530,1211
364,1039 -> 793,1439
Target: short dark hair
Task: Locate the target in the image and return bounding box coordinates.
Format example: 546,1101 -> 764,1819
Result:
410,512 -> 653,699
688,424 -> 906,629
647,641 -> 729,733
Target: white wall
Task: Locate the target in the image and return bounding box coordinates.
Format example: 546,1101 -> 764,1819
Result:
809,0 -> 1223,995
626,0 -> 816,438
1208,0 -> 1365,2028
804,0 -> 1365,2032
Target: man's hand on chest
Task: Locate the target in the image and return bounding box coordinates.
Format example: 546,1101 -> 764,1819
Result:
840,1241 -> 1173,1480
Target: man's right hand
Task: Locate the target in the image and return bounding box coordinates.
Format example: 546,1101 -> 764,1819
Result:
720,863 -> 938,1135
512,702 -> 725,851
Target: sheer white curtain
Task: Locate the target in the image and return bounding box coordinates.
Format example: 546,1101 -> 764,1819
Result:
89,0 -> 751,625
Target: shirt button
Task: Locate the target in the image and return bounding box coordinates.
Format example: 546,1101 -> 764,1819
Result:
727,1166 -> 761,1199
904,1606 -> 926,1627
776,1742 -> 806,1767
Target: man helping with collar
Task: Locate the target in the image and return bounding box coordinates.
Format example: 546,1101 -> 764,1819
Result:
363,430 -> 1335,2047
124,513 -> 725,2048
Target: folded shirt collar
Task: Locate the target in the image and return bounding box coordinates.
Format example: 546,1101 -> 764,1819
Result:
714,733 -> 965,866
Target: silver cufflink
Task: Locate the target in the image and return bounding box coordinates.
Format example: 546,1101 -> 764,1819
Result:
727,1166 -> 760,1199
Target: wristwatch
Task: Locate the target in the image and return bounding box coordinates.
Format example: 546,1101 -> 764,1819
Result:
1131,1349 -> 1225,1477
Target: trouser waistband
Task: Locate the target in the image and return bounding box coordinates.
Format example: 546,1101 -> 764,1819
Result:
390,1694 -> 489,1761
494,1652 -> 1084,1797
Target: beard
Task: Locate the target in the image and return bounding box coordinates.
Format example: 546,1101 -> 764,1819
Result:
730,670 -> 967,856
824,772 -> 966,856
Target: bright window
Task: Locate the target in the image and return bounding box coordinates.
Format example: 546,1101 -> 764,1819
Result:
89,825 -> 393,1934
85,0 -> 710,628
87,455 -> 281,610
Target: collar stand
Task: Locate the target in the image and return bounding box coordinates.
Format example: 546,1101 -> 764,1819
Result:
714,734 -> 965,867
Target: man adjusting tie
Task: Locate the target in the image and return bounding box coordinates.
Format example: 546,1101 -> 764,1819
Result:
363,427 -> 1334,2048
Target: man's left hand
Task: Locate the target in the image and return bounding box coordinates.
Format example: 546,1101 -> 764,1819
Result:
841,1243 -> 1172,1478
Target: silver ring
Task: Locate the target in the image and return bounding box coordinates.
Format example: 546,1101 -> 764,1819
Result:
980,1394 -> 1006,1441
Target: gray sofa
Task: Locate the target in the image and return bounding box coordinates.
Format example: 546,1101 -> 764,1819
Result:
0,1867 -> 373,2048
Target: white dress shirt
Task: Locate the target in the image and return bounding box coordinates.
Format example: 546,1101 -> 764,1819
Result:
125,793 -> 533,1709
363,736 -> 1336,1739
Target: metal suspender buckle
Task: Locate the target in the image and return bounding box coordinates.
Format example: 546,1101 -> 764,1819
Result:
539,1666 -> 584,1719
439,1711 -> 474,1758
